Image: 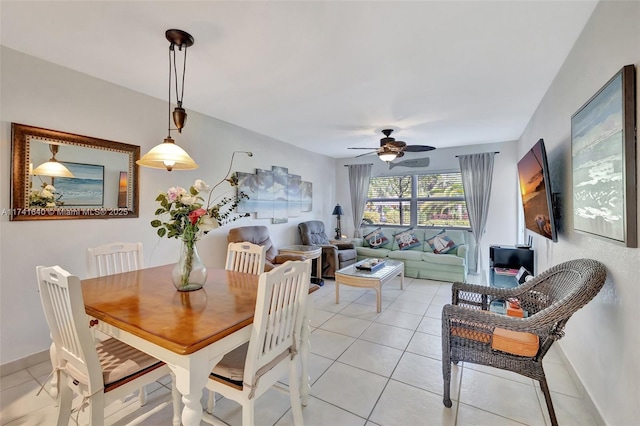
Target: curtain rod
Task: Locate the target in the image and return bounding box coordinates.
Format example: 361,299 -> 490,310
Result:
455,152 -> 500,157
344,163 -> 374,166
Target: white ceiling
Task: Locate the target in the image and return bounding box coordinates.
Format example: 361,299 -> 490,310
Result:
1,1 -> 598,158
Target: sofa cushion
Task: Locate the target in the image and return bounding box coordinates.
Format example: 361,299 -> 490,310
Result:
393,228 -> 422,251
387,250 -> 423,261
356,247 -> 392,258
421,252 -> 464,266
426,229 -> 458,254
363,228 -> 391,249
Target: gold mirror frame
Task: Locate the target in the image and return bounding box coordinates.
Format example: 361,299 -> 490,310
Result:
10,123 -> 140,221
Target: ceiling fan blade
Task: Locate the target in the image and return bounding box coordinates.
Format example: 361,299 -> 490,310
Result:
404,145 -> 436,152
355,151 -> 376,158
348,147 -> 379,150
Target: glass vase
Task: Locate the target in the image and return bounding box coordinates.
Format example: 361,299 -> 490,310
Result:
172,240 -> 207,291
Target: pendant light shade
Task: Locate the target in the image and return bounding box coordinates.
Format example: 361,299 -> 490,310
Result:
138,29 -> 198,172
136,136 -> 198,172
32,144 -> 75,178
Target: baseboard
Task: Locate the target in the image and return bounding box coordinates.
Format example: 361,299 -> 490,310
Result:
555,342 -> 606,426
0,349 -> 50,378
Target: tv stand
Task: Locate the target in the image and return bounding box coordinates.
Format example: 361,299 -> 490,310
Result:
489,245 -> 535,273
489,245 -> 535,288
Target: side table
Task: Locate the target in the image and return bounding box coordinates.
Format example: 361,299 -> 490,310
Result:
278,245 -> 323,286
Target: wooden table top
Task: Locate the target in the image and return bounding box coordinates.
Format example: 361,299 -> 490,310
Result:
82,265 -> 259,355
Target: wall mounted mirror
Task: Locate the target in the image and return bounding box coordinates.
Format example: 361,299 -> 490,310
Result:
10,123 -> 139,221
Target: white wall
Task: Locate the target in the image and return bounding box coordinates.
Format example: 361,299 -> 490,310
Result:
0,47 -> 336,365
516,1 -> 640,423
335,141 -> 520,273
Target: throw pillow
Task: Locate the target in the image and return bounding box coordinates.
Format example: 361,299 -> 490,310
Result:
426,229 -> 458,254
394,228 -> 421,251
363,228 -> 389,249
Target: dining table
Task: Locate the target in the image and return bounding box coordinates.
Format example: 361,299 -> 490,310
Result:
81,264 -> 315,426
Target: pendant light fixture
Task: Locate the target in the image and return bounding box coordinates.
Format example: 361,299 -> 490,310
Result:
137,29 -> 198,171
32,144 -> 75,178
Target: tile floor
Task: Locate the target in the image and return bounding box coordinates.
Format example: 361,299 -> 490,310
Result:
0,276 -> 599,425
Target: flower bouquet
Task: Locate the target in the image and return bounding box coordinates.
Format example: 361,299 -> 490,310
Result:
152,177 -> 248,291
29,183 -> 62,208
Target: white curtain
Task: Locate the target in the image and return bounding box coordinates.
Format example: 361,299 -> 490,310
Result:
459,153 -> 495,273
348,164 -> 372,238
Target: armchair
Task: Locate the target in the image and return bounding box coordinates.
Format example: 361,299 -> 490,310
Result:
441,258 -> 606,426
298,220 -> 357,278
227,226 -> 305,272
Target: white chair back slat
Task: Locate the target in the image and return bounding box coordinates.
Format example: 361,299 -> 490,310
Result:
246,259 -> 310,378
225,242 -> 266,275
87,242 -> 143,278
36,265 -> 103,387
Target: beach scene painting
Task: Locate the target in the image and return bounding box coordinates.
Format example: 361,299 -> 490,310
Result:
55,162 -> 104,206
237,165 -> 313,223
571,66 -> 636,246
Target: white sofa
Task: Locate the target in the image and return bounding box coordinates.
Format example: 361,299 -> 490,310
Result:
354,227 -> 469,282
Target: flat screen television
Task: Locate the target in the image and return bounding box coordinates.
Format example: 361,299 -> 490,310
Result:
517,138 -> 558,242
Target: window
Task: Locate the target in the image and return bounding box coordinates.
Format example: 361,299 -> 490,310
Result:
363,172 -> 470,228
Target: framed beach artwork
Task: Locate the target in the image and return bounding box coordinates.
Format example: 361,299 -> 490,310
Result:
56,162 -> 105,207
571,65 -> 637,247
237,165 -> 313,224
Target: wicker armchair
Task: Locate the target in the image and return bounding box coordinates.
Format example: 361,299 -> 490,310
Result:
442,258 -> 606,426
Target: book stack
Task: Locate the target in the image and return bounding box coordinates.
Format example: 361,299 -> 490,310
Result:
494,267 -> 520,276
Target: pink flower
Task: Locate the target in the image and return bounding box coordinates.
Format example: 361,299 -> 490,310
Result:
167,186 -> 186,202
188,208 -> 207,225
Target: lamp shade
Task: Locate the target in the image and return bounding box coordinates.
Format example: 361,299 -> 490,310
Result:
136,137 -> 198,171
32,159 -> 74,178
378,150 -> 397,163
332,204 -> 344,216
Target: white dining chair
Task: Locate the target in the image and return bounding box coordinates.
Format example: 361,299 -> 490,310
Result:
203,259 -> 311,426
85,241 -> 152,406
225,242 -> 267,275
36,265 -> 180,426
87,242 -> 144,278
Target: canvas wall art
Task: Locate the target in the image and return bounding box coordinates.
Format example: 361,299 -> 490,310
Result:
571,65 -> 636,247
237,165 -> 313,224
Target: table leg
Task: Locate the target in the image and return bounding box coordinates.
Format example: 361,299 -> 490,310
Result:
375,284 -> 382,313
399,267 -> 404,290
168,355 -> 222,426
335,279 -> 340,305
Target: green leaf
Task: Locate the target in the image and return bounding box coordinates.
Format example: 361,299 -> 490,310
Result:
157,228 -> 166,238
154,208 -> 165,215
150,219 -> 162,227
190,186 -> 198,195
156,194 -> 166,202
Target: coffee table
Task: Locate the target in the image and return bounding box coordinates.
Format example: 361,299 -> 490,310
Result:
335,259 -> 404,312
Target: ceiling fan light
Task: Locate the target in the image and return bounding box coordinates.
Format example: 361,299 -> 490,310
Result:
378,151 -> 397,163
136,137 -> 199,172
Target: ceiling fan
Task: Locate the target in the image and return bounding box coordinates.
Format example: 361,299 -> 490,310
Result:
348,129 -> 436,162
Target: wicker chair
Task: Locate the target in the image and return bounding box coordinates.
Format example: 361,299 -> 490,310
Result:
441,258 -> 606,426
